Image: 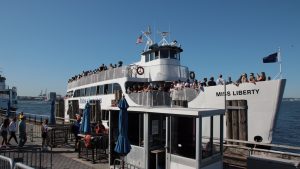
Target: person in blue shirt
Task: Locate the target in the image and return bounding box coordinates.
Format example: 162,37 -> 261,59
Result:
72,114 -> 81,151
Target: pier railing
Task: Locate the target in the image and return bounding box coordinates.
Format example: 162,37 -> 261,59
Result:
0,147 -> 52,169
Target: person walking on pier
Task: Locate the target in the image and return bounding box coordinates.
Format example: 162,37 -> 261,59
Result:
72,114 -> 81,151
18,116 -> 27,147
8,117 -> 18,145
0,118 -> 10,148
41,119 -> 49,150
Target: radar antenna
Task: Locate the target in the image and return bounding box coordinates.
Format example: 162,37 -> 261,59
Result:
141,26 -> 153,51
158,31 -> 169,46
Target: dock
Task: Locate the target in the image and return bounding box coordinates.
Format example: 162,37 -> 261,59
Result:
0,133 -> 109,169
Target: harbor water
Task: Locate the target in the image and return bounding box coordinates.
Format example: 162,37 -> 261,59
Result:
17,99 -> 300,147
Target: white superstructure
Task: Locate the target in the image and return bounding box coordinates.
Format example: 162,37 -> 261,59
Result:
64,28 -> 286,145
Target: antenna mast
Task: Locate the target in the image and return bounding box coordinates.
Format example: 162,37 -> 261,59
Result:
142,26 -> 153,51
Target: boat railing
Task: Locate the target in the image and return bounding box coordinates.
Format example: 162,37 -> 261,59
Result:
170,87 -> 199,102
128,91 -> 172,107
67,64 -> 189,89
67,66 -> 130,89
127,88 -> 199,107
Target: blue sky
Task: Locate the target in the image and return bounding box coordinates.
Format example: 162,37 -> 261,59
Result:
0,0 -> 299,97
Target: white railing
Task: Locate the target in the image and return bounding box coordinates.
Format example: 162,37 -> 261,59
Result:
67,64 -> 190,90
14,163 -> 35,169
0,155 -> 14,169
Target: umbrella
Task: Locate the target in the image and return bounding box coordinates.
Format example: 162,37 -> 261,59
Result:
49,100 -> 56,125
81,103 -> 91,134
114,96 -> 131,168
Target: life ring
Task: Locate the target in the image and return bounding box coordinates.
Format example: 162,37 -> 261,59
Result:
137,66 -> 144,75
190,71 -> 195,79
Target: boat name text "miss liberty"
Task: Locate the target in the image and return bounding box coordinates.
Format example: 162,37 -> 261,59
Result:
216,89 -> 259,97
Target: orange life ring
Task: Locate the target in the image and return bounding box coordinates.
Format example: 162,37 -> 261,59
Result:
137,66 -> 144,75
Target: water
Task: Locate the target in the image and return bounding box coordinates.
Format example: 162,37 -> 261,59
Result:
17,100 -> 51,117
272,100 -> 300,147
17,100 -> 300,147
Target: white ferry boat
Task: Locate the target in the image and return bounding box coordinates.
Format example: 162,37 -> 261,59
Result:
0,74 -> 18,111
64,28 -> 285,147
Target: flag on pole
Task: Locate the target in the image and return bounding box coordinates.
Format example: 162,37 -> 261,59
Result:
136,34 -> 143,44
263,52 -> 278,63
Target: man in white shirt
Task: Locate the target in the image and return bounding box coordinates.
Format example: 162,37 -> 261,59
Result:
216,74 -> 225,85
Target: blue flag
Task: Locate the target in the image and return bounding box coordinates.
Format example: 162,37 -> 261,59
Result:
263,52 -> 278,63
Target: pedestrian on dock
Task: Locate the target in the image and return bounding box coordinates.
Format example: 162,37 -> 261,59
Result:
0,118 -> 10,148
41,119 -> 49,150
72,114 -> 81,151
18,115 -> 27,147
8,116 -> 18,145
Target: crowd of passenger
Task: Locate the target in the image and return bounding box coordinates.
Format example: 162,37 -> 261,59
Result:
68,61 -> 123,83
125,71 -> 269,94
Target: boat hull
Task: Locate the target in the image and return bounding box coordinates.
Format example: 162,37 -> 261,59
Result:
188,79 -> 286,143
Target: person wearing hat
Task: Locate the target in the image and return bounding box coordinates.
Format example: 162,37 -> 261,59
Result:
18,115 -> 27,147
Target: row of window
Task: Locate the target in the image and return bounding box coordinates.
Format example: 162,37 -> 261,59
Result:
73,83 -> 122,97
145,49 -> 181,62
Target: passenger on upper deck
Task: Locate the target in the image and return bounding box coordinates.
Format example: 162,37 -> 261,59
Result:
207,77 -> 216,86
216,74 -> 225,85
249,73 -> 256,84
241,73 -> 248,83
257,72 -> 266,81
201,78 -> 208,87
226,76 -> 233,85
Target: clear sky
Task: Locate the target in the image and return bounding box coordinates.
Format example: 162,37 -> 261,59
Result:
0,0 -> 299,98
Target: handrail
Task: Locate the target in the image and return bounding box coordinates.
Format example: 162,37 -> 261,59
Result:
14,163 -> 35,169
202,136 -> 300,152
0,155 -> 13,169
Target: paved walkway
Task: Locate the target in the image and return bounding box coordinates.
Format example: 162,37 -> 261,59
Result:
0,137 -> 110,169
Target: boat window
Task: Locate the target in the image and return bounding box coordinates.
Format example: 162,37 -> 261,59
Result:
170,50 -> 177,59
201,116 -> 221,160
99,85 -> 104,95
80,89 -> 85,97
160,50 -> 169,59
149,114 -> 166,149
74,90 -> 79,97
177,53 -> 180,60
90,86 -> 97,96
170,116 -> 196,159
85,87 -> 91,96
113,83 -> 122,93
150,52 -> 155,61
145,54 -> 150,62
104,84 -> 113,94
108,84 -> 113,94
155,51 -> 159,59
128,112 -> 144,147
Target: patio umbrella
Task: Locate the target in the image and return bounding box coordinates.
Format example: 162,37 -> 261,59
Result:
49,100 -> 56,125
114,96 -> 131,168
81,103 -> 91,134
